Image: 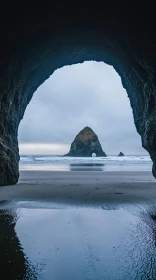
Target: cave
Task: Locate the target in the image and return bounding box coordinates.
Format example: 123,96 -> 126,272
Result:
0,3 -> 156,185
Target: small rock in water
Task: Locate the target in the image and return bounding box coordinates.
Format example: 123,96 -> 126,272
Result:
118,152 -> 124,156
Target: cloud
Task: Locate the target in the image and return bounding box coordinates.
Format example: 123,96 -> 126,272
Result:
18,61 -> 147,155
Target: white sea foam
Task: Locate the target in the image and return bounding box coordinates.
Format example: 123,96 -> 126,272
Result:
19,155 -> 152,171
20,155 -> 151,163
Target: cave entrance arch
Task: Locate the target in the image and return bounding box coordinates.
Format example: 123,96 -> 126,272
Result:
92,153 -> 97,157
0,5 -> 155,185
19,61 -> 139,159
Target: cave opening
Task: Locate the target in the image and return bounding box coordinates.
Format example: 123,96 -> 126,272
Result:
0,3 -> 155,184
17,60 -> 147,171
18,61 -> 143,156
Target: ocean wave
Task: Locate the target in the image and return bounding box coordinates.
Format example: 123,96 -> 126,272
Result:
20,155 -> 151,164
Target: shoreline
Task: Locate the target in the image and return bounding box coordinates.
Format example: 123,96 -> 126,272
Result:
0,170 -> 155,205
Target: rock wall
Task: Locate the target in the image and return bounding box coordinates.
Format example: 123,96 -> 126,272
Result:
0,209 -> 37,278
0,3 -> 156,184
65,127 -> 107,157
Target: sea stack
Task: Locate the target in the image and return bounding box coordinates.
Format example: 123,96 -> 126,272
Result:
64,126 -> 107,157
118,152 -> 124,156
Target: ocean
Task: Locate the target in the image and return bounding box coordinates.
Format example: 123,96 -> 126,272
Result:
19,155 -> 152,172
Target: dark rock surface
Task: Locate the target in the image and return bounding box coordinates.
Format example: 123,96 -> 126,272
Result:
118,152 -> 125,157
0,3 -> 156,184
64,127 -> 107,157
0,209 -> 37,279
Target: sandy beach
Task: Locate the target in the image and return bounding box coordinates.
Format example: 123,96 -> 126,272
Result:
1,170 -> 156,279
0,170 -> 155,205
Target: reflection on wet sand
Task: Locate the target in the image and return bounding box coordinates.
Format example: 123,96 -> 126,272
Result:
70,163 -> 104,171
0,208 -> 38,280
1,202 -> 156,279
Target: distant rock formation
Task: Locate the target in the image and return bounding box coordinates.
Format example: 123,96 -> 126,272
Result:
64,127 -> 107,157
118,152 -> 124,156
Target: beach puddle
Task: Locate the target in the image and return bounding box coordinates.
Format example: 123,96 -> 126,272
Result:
0,202 -> 156,279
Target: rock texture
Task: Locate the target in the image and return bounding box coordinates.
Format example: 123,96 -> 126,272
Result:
65,127 -> 107,157
118,152 -> 124,157
0,209 -> 36,279
0,3 -> 156,184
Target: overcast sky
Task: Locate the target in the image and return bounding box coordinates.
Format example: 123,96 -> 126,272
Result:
18,61 -> 147,155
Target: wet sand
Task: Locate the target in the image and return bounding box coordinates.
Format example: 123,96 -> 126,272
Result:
0,170 -> 155,204
1,171 -> 156,279
1,199 -> 156,279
